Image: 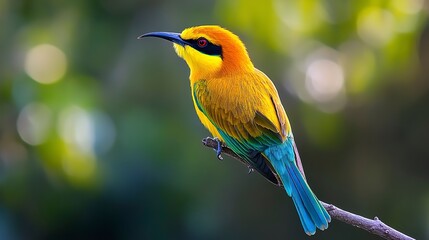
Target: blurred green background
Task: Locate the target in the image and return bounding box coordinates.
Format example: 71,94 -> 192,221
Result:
1,0 -> 428,239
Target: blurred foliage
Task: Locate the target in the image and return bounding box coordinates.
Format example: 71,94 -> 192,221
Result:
0,0 -> 429,239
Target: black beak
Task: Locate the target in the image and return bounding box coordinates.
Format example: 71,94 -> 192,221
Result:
138,32 -> 188,46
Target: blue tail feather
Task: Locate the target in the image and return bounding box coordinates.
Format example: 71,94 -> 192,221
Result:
286,161 -> 330,232
264,139 -> 330,235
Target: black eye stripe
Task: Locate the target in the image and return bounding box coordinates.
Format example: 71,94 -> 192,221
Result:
186,38 -> 223,57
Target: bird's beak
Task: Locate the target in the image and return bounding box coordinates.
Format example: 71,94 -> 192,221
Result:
138,32 -> 188,46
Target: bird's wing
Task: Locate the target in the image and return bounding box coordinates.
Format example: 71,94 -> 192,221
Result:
193,69 -> 290,185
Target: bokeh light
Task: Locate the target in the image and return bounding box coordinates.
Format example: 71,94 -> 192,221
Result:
357,7 -> 395,46
16,102 -> 53,145
58,106 -> 116,156
58,106 -> 95,154
305,59 -> 344,103
24,44 -> 67,84
391,0 -> 424,15
305,58 -> 346,113
57,106 -> 99,183
274,0 -> 330,35
285,45 -> 347,113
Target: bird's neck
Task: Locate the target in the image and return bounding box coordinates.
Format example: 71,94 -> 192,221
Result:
189,59 -> 255,84
189,67 -> 252,86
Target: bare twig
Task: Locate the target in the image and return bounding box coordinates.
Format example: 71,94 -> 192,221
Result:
320,202 -> 414,240
202,137 -> 415,240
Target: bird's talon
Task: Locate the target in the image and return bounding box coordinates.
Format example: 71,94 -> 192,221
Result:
248,166 -> 254,174
214,138 -> 223,160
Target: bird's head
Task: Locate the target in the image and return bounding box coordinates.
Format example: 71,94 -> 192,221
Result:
139,25 -> 254,80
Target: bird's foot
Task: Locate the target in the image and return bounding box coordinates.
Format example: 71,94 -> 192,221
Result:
247,166 -> 254,174
214,138 -> 223,160
202,137 -> 223,160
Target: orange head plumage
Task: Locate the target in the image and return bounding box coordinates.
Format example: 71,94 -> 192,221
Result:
139,25 -> 254,80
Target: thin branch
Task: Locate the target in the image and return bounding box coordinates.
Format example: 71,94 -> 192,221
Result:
320,201 -> 414,240
202,137 -> 415,240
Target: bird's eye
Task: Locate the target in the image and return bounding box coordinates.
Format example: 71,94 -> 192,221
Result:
197,38 -> 208,48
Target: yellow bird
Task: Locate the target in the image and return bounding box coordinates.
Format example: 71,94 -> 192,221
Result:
139,25 -> 330,235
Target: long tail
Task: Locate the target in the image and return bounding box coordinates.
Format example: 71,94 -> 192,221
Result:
263,140 -> 330,235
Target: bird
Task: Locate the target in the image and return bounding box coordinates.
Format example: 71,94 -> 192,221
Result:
138,25 -> 330,235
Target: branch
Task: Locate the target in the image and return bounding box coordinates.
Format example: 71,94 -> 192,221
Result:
320,201 -> 414,240
202,137 -> 415,240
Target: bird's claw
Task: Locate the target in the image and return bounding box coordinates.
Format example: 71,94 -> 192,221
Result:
247,166 -> 254,174
201,137 -> 224,160
214,138 -> 223,160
